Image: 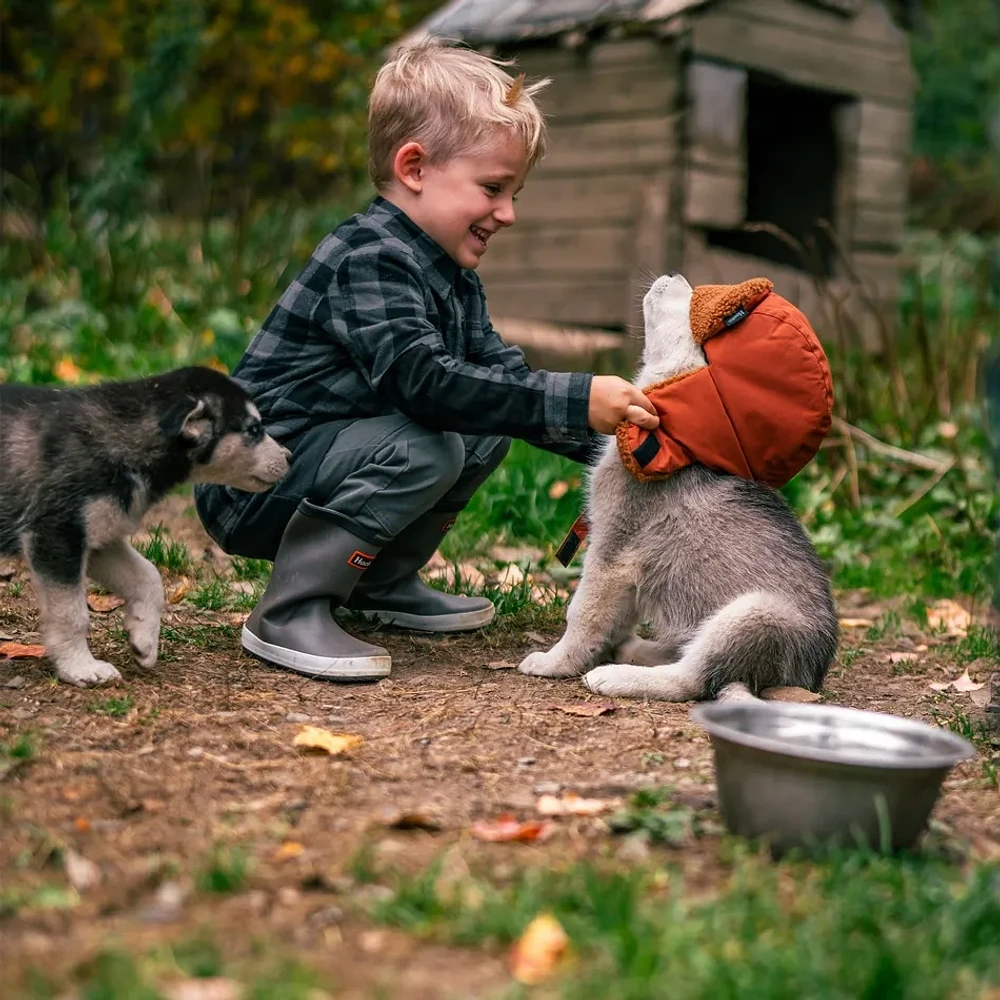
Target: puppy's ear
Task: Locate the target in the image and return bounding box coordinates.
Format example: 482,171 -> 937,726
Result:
160,397 -> 211,444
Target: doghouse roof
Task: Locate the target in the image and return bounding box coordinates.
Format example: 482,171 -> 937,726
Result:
410,0 -> 863,45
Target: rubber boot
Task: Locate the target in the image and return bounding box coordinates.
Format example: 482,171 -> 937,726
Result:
242,502 -> 391,679
347,509 -> 495,632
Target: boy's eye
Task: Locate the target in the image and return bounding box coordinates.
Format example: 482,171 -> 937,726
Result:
483,184 -> 501,196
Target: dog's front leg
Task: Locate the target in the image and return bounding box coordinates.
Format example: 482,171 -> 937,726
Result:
33,578 -> 122,686
88,540 -> 164,668
519,556 -> 637,678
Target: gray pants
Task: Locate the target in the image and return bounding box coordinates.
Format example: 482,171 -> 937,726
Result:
198,415 -> 510,560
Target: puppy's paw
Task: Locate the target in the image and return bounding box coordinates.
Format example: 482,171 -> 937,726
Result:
583,664 -> 649,698
126,616 -> 160,668
518,650 -> 583,678
57,656 -> 123,687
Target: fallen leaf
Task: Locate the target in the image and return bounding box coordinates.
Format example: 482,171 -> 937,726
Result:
548,702 -> 617,717
536,792 -> 613,817
970,687 -> 991,708
470,814 -> 555,843
0,642 -> 46,659
376,806 -> 443,831
74,817 -> 91,833
292,726 -> 363,756
496,563 -> 525,588
141,798 -> 167,813
524,631 -> 548,644
926,599 -> 972,637
87,593 -> 125,613
0,563 -> 16,580
162,978 -> 242,1000
3,675 -> 26,689
485,660 -> 517,670
838,617 -> 873,629
929,669 -> 985,693
760,687 -> 822,703
509,913 -> 570,985
548,480 -> 570,500
63,849 -> 100,892
168,578 -> 191,604
272,840 -> 305,862
888,652 -> 919,664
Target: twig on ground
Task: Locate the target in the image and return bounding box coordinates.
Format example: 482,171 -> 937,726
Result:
832,417 -> 951,473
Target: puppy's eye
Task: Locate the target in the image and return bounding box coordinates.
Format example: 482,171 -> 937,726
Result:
245,421 -> 264,442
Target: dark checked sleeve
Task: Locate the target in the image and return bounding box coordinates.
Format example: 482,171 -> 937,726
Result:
470,312 -> 605,465
330,246 -> 593,447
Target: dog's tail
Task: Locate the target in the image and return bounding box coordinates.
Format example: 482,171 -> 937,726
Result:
680,590 -> 837,698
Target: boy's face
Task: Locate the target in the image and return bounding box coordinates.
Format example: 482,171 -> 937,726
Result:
401,134 -> 529,270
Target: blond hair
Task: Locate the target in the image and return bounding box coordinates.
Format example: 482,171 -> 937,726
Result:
368,39 -> 549,190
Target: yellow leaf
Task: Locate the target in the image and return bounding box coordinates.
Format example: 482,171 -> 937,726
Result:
926,599 -> 972,638
838,617 -> 873,629
293,726 -> 363,756
168,578 -> 191,604
272,840 -> 304,862
87,594 -> 125,613
54,357 -> 82,383
509,913 -> 569,985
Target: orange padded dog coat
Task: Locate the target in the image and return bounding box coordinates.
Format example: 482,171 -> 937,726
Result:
616,278 -> 833,489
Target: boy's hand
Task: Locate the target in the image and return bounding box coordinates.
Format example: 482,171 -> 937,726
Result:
588,376 -> 660,435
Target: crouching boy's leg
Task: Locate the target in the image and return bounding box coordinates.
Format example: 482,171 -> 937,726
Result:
347,434 -> 510,631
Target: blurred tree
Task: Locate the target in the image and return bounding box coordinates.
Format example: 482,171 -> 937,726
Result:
0,0 -> 438,218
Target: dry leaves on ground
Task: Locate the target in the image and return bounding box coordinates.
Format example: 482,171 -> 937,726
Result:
839,617 -> 873,629
929,669 -> 985,693
509,913 -> 570,985
926,599 -> 973,637
536,792 -> 615,817
484,660 -> 517,670
470,814 -> 555,843
292,726 -> 364,756
167,578 -> 192,604
87,593 -> 125,613
0,641 -> 46,659
760,687 -> 821,703
548,702 -> 617,717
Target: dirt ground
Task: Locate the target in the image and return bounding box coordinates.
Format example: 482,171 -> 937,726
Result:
1,498 -> 998,999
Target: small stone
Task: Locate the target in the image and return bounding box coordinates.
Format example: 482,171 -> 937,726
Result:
285,712 -> 312,724
674,758 -> 691,769
276,886 -> 301,906
3,675 -> 26,689
761,686 -> 822,704
308,905 -> 344,928
358,929 -> 387,953
533,781 -> 562,796
517,756 -> 536,766
186,747 -> 204,758
140,880 -> 188,923
63,849 -> 100,892
617,831 -> 651,862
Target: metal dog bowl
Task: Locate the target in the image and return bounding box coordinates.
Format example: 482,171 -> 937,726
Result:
691,700 -> 975,853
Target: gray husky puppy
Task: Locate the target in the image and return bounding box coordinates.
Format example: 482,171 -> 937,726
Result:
0,367 -> 290,686
519,273 -> 838,700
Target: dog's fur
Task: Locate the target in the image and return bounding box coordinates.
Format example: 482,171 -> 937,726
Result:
519,273 -> 839,701
0,367 -> 290,686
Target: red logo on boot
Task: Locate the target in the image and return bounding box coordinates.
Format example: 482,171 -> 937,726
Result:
441,518 -> 457,532
348,550 -> 375,570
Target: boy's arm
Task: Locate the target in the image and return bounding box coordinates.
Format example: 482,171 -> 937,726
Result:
328,246 -> 593,449
471,314 -> 604,465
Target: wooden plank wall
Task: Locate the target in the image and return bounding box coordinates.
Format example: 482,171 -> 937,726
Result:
687,0 -> 912,322
478,38 -> 681,330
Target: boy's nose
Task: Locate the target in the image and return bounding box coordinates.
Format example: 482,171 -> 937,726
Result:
493,199 -> 516,227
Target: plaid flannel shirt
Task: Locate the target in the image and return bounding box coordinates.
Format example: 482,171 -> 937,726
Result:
227,196 -> 597,462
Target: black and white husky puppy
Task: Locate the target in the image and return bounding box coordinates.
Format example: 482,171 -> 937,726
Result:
0,367 -> 290,686
519,273 -> 839,701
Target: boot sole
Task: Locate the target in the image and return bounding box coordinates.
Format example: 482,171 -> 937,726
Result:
241,626 -> 391,680
354,605 -> 496,633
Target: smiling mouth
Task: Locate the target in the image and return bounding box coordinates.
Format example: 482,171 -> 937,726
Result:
470,225 -> 492,249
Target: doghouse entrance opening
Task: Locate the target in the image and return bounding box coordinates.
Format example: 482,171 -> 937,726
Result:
706,74 -> 850,276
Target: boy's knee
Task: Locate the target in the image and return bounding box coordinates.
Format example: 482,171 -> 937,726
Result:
405,430 -> 467,494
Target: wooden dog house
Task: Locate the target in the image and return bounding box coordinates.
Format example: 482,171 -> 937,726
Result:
405,0 -> 915,349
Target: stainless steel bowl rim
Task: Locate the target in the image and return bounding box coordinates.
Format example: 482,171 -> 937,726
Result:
690,700 -> 976,771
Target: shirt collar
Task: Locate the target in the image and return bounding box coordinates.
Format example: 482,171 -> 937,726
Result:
367,196 -> 460,296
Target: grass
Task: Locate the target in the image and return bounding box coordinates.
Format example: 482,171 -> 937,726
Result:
196,844 -> 251,894
1,731 -> 36,761
134,525 -> 191,575
87,695 -> 135,717
365,852 -> 1000,999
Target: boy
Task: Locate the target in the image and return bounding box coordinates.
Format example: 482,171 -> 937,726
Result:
195,40 -> 659,681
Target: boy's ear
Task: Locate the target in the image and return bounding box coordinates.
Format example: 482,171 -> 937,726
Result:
394,141 -> 426,194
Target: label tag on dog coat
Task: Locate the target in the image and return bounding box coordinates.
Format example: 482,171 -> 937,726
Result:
555,514 -> 589,567
348,550 -> 375,570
